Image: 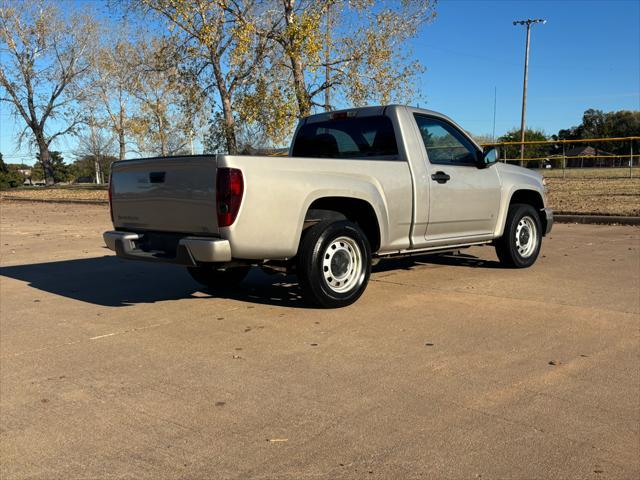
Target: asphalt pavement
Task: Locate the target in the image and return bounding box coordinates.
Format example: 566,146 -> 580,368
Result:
1,201 -> 638,479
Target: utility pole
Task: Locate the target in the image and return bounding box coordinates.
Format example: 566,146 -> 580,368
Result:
513,18 -> 546,166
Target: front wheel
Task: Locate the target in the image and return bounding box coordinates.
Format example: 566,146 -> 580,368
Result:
495,203 -> 542,268
297,220 -> 371,308
187,265 -> 250,289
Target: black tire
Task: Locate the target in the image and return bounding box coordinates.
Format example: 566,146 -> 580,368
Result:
297,220 -> 371,308
187,265 -> 250,289
495,203 -> 542,268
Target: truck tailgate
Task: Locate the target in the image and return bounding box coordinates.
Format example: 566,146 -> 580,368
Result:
110,156 -> 219,235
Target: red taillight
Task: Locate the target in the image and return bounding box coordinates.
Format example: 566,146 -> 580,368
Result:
108,173 -> 114,223
216,168 -> 244,227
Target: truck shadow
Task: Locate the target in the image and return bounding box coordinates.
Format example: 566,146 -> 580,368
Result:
373,252 -> 501,273
0,252 -> 498,308
0,255 -> 304,308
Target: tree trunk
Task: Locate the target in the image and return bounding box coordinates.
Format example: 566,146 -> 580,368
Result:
118,107 -> 126,160
94,157 -> 102,184
119,130 -> 126,161
290,56 -> 311,118
220,94 -> 237,154
324,6 -> 331,113
36,135 -> 55,186
283,0 -> 311,118
211,58 -> 237,154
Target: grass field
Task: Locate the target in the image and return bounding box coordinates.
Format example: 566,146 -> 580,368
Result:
546,177 -> 639,216
533,166 -> 639,179
2,176 -> 639,216
0,185 -> 108,203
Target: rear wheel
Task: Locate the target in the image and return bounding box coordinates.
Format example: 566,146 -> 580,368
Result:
187,265 -> 250,289
495,203 -> 542,268
297,220 -> 371,308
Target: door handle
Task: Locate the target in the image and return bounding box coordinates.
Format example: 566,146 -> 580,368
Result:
431,171 -> 451,184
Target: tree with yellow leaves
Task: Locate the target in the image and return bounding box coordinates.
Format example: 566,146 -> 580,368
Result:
131,0 -> 435,152
133,0 -> 268,155
239,0 -> 436,145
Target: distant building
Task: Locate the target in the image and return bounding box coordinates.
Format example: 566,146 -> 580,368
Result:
564,146 -> 623,168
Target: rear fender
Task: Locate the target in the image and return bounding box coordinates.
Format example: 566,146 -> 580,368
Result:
295,183 -> 387,256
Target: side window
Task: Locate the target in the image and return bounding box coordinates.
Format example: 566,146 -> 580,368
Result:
414,115 -> 478,166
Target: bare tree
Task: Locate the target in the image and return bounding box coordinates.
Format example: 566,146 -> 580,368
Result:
127,36 -> 207,157
87,36 -> 137,161
0,0 -> 97,185
74,118 -> 116,184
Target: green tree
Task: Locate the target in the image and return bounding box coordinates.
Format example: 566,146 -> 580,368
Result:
498,128 -> 549,168
32,151 -> 71,183
557,109 -> 640,156
0,152 -> 26,188
69,155 -> 117,181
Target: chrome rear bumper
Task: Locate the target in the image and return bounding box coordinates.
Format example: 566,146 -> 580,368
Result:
103,231 -> 232,265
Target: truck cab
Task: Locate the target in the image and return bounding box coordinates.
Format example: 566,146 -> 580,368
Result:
105,105 -> 553,308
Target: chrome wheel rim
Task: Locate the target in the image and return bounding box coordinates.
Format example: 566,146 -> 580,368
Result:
322,236 -> 363,293
515,216 -> 537,258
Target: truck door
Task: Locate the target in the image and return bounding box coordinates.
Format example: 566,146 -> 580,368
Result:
413,114 -> 501,244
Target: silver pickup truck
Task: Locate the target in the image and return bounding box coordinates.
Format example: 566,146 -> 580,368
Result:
104,105 -> 552,307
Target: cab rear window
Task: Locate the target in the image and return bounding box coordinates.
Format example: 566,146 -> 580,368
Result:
292,116 -> 399,160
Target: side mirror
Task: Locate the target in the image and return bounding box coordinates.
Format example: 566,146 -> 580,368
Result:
480,146 -> 499,167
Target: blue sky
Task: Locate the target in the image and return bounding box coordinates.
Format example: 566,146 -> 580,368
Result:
1,0 -> 639,164
413,0 -> 640,138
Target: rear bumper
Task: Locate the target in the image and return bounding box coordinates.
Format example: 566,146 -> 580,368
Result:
103,231 -> 232,266
542,208 -> 553,235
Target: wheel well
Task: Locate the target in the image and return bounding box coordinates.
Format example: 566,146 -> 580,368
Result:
305,197 -> 381,252
510,189 -> 544,210
510,189 -> 548,233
